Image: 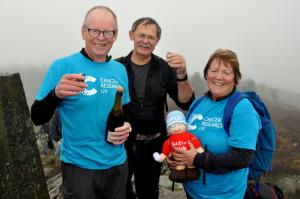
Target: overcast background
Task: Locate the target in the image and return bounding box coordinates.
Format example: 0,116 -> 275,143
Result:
0,0 -> 299,94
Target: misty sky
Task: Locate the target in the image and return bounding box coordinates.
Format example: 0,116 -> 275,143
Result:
1,0 -> 299,93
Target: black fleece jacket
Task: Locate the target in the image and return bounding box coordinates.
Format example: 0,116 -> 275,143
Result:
116,51 -> 195,135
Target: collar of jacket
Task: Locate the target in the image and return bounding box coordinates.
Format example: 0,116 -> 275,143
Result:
80,48 -> 112,62
118,50 -> 163,68
116,50 -> 168,104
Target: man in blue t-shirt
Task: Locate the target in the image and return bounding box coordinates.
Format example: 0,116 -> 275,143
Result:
31,6 -> 131,199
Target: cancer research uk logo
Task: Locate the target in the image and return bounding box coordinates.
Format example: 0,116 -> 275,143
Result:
80,75 -> 120,96
188,113 -> 223,131
188,114 -> 204,130
81,75 -> 97,96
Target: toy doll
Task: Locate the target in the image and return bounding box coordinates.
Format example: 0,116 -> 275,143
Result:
153,110 -> 204,182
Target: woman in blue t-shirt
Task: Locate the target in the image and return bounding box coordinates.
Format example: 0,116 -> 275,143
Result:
169,49 -> 261,199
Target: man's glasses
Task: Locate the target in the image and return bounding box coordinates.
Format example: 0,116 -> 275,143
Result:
85,26 -> 116,39
135,33 -> 157,43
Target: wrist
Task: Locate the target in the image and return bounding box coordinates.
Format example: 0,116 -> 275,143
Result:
51,88 -> 62,101
177,74 -> 188,82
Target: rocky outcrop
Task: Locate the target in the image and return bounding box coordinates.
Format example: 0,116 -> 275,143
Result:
0,73 -> 49,199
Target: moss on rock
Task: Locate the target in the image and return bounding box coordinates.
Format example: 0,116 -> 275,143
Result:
0,73 -> 49,199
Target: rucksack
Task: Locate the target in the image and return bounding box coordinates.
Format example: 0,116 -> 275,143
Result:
244,182 -> 285,199
187,90 -> 276,181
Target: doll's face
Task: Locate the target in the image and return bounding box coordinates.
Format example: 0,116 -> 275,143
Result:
168,123 -> 187,135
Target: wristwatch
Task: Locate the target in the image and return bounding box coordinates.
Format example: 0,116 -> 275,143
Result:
177,74 -> 188,82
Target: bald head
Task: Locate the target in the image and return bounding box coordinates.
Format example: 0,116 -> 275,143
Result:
81,5 -> 118,62
83,6 -> 118,31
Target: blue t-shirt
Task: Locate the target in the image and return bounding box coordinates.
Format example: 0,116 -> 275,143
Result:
185,96 -> 261,199
36,52 -> 130,169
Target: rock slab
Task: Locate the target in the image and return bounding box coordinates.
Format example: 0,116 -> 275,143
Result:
0,73 -> 49,199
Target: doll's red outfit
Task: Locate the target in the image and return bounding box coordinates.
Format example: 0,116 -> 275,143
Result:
162,132 -> 202,156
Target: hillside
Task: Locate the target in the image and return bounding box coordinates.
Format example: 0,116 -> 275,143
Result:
0,66 -> 300,111
270,101 -> 300,174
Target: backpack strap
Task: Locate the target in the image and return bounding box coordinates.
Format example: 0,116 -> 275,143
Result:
223,91 -> 246,134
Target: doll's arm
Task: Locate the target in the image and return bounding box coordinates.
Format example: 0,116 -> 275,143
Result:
153,139 -> 171,162
153,152 -> 167,162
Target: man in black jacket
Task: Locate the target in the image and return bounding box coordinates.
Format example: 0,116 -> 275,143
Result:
116,17 -> 195,199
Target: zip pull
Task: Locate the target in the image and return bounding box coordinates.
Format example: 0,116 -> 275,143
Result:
140,102 -> 144,116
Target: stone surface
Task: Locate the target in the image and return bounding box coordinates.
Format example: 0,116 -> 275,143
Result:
0,73 -> 49,199
159,175 -> 186,199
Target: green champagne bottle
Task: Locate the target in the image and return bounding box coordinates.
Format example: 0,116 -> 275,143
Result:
106,86 -> 125,143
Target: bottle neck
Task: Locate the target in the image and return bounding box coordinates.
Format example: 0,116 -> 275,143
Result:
113,92 -> 123,112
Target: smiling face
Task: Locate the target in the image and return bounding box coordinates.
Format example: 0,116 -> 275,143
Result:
81,8 -> 117,62
168,122 -> 187,135
129,22 -> 159,61
206,57 -> 235,100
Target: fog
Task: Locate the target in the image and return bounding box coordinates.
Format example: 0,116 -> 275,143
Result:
1,0 -> 299,93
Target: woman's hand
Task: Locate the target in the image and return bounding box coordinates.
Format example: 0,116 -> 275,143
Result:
166,155 -> 177,170
173,141 -> 198,166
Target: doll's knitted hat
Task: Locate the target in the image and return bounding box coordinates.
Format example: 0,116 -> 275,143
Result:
166,110 -> 187,129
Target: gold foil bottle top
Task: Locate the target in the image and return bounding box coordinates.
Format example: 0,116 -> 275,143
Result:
116,86 -> 123,93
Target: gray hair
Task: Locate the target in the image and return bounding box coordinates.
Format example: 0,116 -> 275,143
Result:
131,17 -> 161,39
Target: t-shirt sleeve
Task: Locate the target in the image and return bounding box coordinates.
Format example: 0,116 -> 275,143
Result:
227,98 -> 261,150
36,60 -> 62,100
